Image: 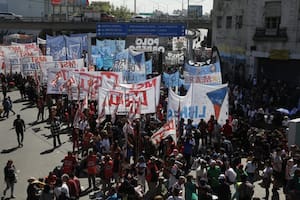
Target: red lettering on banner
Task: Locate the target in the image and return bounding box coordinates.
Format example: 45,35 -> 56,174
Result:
102,72 -> 119,81
135,78 -> 157,89
109,91 -> 123,106
79,78 -> 85,89
20,51 -> 35,57
163,120 -> 175,131
31,56 -> 47,63
59,60 -> 77,68
125,90 -> 148,107
8,46 -> 21,53
24,43 -> 36,49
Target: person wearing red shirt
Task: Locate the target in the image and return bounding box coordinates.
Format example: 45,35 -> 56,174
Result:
222,119 -> 233,139
103,155 -> 113,192
70,174 -> 81,197
62,151 -> 77,175
82,129 -> 93,157
146,157 -> 159,198
67,175 -> 79,200
87,150 -> 98,190
72,128 -> 79,153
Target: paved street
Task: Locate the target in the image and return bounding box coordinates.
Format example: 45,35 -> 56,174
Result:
0,90 -> 286,199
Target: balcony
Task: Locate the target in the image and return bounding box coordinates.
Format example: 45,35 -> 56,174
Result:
253,27 -> 288,42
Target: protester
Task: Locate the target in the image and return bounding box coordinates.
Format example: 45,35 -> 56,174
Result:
216,174 -> 231,200
184,175 -> 197,200
39,184 -> 53,200
13,114 -> 26,147
50,116 -> 61,148
36,95 -> 45,121
3,42 -> 300,200
236,174 -> 254,200
261,160 -> 273,200
2,160 -> 17,199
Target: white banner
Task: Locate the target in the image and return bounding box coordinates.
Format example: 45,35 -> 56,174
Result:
46,69 -> 122,100
77,71 -> 122,100
150,119 -> 177,145
118,75 -> 161,106
21,56 -> 53,76
40,58 -> 85,84
55,59 -> 84,69
97,76 -> 161,115
98,86 -> 156,115
167,83 -> 229,125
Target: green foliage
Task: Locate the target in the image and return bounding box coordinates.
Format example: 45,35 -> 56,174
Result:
88,1 -> 111,13
111,5 -> 132,21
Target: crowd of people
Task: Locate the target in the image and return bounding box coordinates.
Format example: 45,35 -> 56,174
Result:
1,69 -> 300,200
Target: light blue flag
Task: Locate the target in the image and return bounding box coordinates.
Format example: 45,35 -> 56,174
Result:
65,36 -> 82,60
145,59 -> 152,75
70,33 -> 88,51
46,35 -> 66,61
163,71 -> 179,87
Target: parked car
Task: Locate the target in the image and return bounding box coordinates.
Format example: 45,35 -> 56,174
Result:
100,13 -> 116,22
130,15 -> 150,22
0,12 -> 23,21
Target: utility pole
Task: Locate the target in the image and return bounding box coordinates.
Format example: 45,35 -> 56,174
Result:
187,0 -> 189,16
134,0 -> 137,14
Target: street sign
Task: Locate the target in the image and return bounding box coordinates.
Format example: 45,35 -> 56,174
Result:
96,22 -> 186,37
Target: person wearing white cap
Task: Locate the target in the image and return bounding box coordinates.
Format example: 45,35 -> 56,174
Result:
168,159 -> 183,189
207,159 -> 221,193
60,174 -> 70,199
216,174 -> 231,200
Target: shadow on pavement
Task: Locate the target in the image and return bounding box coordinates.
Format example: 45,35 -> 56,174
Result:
20,102 -> 35,111
40,148 -> 54,155
13,98 -> 27,103
32,127 -> 41,133
1,146 -> 19,154
29,120 -> 47,127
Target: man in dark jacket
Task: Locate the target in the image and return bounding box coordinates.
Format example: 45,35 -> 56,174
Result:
50,117 -> 61,148
13,114 -> 25,147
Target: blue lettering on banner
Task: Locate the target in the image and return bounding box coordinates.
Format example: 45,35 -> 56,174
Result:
167,105 -> 206,119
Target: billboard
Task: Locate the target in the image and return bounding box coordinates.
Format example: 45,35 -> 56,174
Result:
188,5 -> 203,18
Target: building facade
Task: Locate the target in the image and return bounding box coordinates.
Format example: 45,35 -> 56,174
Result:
212,0 -> 300,85
0,0 -> 87,19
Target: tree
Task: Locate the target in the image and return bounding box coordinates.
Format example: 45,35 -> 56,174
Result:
111,5 -> 132,21
87,1 -> 111,13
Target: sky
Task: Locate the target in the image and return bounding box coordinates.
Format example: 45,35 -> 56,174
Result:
90,0 -> 213,14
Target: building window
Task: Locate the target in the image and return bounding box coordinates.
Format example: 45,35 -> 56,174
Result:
265,17 -> 280,29
226,16 -> 232,29
264,1 -> 281,28
217,16 -> 222,28
235,15 -> 243,29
